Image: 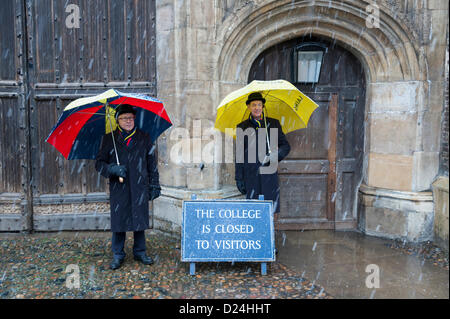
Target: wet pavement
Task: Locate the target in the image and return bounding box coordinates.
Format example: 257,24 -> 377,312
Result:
276,230 -> 449,299
0,229 -> 448,299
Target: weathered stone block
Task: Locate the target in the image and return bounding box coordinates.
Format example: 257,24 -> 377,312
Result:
364,206 -> 408,238
153,193 -> 183,227
189,0 -> 215,29
420,111 -> 443,152
156,30 -> 176,78
369,113 -> 417,155
428,80 -> 447,113
427,0 -> 449,10
426,44 -> 447,82
222,163 -> 236,186
183,92 -> 216,120
367,153 -> 413,191
153,216 -> 181,238
412,151 -> 440,191
358,183 -> 434,242
432,176 -> 449,252
406,210 -> 434,242
159,164 -> 187,188
156,2 -> 174,32
186,164 -> 220,190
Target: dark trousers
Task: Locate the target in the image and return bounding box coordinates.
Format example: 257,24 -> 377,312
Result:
112,231 -> 146,259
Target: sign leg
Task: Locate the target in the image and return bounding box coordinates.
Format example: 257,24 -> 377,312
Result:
189,263 -> 196,275
261,262 -> 267,275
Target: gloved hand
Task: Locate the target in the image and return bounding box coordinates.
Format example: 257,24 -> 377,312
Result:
236,180 -> 246,195
149,185 -> 161,201
107,164 -> 127,178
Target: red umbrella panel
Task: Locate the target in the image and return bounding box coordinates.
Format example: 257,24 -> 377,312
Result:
46,89 -> 172,160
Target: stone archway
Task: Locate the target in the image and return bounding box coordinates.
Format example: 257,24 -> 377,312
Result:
247,35 -> 367,229
217,1 -> 425,84
216,0 -> 431,193
215,0 -> 437,240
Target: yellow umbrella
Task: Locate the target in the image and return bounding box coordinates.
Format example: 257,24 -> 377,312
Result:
214,79 -> 318,137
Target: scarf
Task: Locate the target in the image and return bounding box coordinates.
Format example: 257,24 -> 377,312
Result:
118,126 -> 136,147
249,114 -> 272,156
249,113 -> 266,130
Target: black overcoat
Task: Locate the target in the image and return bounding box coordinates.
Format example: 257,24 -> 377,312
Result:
235,117 -> 290,213
95,128 -> 159,232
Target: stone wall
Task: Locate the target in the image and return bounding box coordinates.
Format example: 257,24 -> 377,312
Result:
1,0 -> 447,241
358,184 -> 434,242
439,28 -> 449,176
432,177 -> 449,252
151,0 -> 449,241
432,6 -> 448,253
156,0 -> 223,191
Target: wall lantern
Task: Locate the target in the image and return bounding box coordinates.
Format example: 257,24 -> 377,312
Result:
297,51 -> 323,83
293,43 -> 327,84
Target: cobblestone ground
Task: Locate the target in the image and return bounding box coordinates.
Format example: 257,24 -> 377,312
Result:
0,232 -> 332,299
384,240 -> 449,271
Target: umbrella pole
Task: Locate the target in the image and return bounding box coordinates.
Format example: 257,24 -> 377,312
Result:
263,106 -> 271,155
106,104 -> 124,183
262,91 -> 272,155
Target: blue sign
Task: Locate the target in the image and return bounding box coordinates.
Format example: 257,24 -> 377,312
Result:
182,199 -> 275,262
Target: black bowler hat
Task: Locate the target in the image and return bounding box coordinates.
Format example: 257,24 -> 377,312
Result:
246,92 -> 266,105
115,104 -> 136,120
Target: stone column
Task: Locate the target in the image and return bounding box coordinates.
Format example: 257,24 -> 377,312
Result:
365,80 -> 436,192
432,177 -> 449,252
359,0 -> 448,242
154,0 -> 241,234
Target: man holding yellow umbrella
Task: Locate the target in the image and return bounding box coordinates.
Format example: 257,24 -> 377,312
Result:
214,80 -> 318,218
235,92 -> 290,216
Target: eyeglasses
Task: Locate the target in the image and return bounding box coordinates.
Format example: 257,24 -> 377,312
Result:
118,116 -> 135,122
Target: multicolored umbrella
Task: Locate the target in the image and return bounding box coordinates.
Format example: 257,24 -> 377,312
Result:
46,89 -> 172,160
214,80 -> 318,137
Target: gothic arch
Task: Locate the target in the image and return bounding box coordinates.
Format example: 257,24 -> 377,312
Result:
217,0 -> 425,84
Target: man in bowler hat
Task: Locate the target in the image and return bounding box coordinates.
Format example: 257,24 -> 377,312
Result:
235,92 -> 291,219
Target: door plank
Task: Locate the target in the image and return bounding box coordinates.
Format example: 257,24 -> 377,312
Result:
327,94 -> 338,223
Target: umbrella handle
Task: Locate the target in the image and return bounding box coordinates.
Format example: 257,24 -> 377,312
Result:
106,102 -> 124,184
263,107 -> 271,153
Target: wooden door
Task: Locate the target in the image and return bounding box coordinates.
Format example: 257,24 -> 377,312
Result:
249,37 -> 365,230
0,0 -> 157,231
26,0 -> 157,198
0,0 -> 33,230
27,0 -> 157,230
277,93 -> 337,229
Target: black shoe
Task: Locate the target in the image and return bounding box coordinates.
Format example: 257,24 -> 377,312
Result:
109,258 -> 124,270
134,255 -> 154,265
